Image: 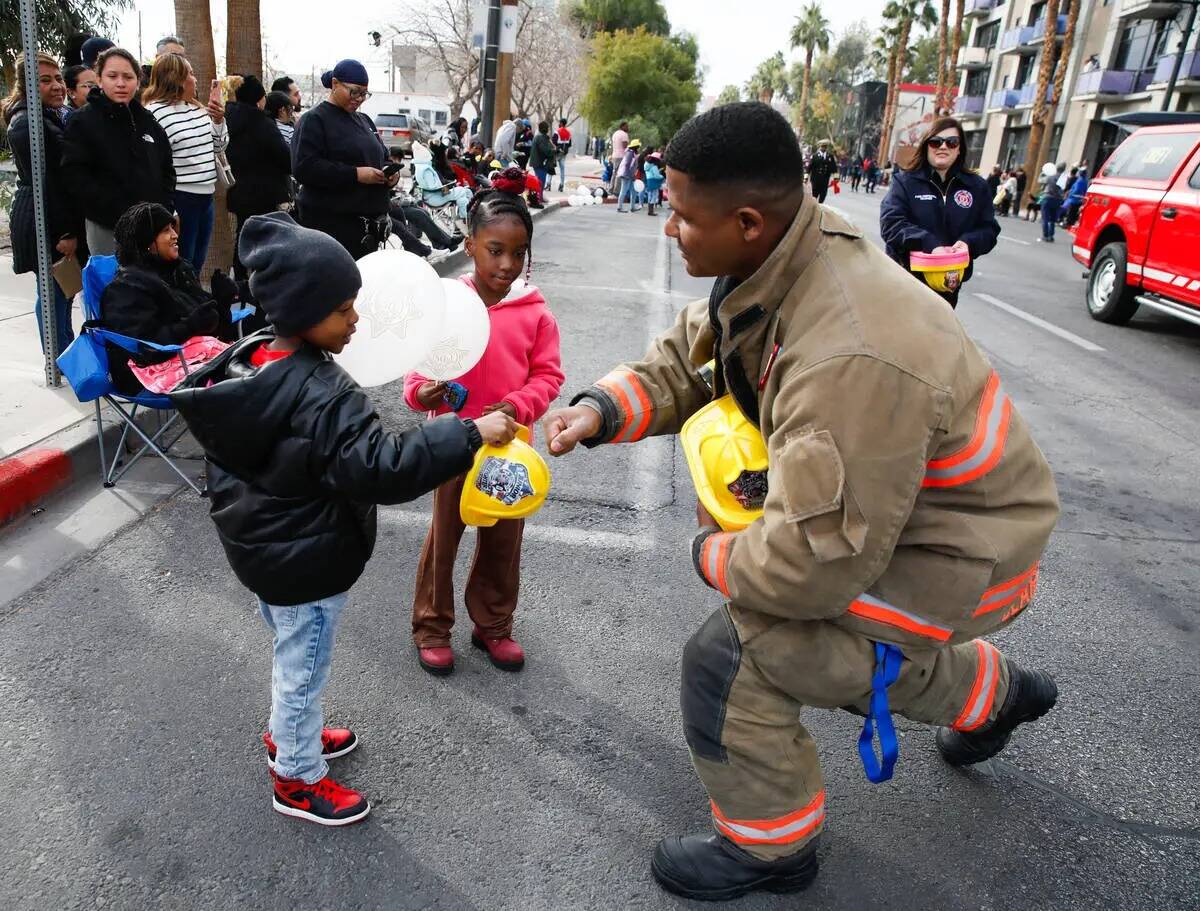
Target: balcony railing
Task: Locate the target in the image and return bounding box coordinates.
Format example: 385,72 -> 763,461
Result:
1029,14 -> 1069,42
1152,51 -> 1200,84
989,88 -> 1020,109
1117,0 -> 1183,22
957,45 -> 993,69
1017,82 -> 1055,105
1000,26 -> 1035,53
964,0 -> 998,16
956,94 -> 986,114
1073,68 -> 1156,96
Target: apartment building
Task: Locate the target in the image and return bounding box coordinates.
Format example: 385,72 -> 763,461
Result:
954,0 -> 1200,173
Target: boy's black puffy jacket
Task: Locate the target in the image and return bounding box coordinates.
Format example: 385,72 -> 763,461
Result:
879,164 -> 1000,283
60,88 -> 175,229
169,333 -> 479,605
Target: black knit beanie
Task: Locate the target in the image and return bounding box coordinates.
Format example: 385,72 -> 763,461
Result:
239,212 -> 362,337
234,74 -> 266,105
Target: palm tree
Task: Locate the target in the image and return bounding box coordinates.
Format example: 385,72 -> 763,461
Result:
946,0 -> 965,113
935,0 -> 950,115
879,0 -> 937,165
790,2 -> 833,141
1022,0 -> 1061,204
226,0 -> 263,75
746,51 -> 790,105
1025,0 -> 1078,204
174,0 -> 217,88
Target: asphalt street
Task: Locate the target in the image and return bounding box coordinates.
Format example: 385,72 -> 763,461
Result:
1,194 -> 1198,910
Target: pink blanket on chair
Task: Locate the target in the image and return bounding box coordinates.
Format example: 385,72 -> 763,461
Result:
128,336 -> 230,393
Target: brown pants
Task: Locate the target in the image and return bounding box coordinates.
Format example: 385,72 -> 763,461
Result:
412,474 -> 524,648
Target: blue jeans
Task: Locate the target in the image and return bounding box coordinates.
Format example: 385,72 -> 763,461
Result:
35,270 -> 74,356
175,190 -> 215,274
1041,197 -> 1061,240
534,167 -> 550,198
259,591 -> 349,783
617,176 -> 640,210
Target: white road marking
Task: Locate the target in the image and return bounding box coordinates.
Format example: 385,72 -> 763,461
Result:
999,235 -> 1032,246
974,293 -> 1105,352
550,282 -> 690,298
379,508 -> 658,551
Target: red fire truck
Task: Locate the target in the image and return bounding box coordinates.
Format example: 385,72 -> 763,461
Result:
1071,115 -> 1200,329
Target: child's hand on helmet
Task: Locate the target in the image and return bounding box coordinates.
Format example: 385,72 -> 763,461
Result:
474,410 -> 518,446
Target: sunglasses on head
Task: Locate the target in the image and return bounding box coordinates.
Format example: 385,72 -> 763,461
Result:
928,136 -> 960,150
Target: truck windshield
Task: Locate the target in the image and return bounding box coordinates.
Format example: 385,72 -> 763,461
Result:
1102,132 -> 1196,182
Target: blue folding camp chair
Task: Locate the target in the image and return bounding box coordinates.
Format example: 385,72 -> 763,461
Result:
55,255 -> 205,494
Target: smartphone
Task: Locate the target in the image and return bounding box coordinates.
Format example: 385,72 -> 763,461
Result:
383,163 -> 403,177
209,79 -> 221,106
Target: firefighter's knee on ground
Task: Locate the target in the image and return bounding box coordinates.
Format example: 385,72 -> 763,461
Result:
681,608 -> 741,764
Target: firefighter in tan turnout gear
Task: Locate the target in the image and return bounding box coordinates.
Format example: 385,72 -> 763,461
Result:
543,103 -> 1062,902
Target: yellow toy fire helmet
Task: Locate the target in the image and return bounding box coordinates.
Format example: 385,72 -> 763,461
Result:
680,395 -> 769,532
460,425 -> 551,527
909,250 -> 971,294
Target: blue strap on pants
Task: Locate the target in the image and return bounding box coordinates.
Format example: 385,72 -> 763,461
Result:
857,641 -> 904,783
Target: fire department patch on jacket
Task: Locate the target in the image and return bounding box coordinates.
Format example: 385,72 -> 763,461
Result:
954,189 -> 973,208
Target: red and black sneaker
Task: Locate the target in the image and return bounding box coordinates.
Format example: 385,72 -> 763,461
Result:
271,772 -> 370,826
263,727 -> 358,770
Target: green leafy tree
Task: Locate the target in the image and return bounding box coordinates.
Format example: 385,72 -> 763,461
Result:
715,83 -> 741,106
581,26 -> 701,146
746,51 -> 789,104
0,0 -> 130,86
568,0 -> 669,36
790,1 -> 832,139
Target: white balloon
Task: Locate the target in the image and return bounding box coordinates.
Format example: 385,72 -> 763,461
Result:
417,279 -> 491,381
567,195 -> 582,206
334,250 -> 445,388
634,179 -> 645,193
592,187 -> 604,198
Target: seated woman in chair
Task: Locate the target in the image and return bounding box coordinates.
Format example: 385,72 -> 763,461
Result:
101,202 -> 238,394
415,139 -> 474,222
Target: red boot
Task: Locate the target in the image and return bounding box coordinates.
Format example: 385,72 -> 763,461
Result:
471,626 -> 525,671
418,646 -> 455,676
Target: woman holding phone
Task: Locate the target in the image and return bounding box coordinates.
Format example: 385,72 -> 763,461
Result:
143,53 -> 229,273
290,58 -> 400,259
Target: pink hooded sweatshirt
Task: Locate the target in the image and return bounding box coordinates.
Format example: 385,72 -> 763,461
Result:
404,276 -> 564,426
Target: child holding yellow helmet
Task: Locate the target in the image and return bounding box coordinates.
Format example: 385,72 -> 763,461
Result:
403,189 -> 564,675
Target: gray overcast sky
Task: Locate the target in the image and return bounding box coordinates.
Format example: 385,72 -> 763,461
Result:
116,1 -> 888,95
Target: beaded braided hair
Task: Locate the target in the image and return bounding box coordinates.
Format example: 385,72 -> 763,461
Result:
466,187 -> 535,280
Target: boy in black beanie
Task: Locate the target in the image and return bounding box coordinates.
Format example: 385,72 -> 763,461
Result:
169,212 -> 517,826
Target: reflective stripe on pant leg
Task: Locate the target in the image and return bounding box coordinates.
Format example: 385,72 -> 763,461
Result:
952,640 -> 1002,731
711,791 -> 826,847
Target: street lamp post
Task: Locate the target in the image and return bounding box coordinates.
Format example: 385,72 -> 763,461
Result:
1161,0 -> 1199,112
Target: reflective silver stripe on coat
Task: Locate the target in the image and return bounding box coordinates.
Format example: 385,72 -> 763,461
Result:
606,372 -> 648,442
705,536 -> 723,590
854,593 -> 954,638
958,643 -> 998,729
923,381 -> 1010,482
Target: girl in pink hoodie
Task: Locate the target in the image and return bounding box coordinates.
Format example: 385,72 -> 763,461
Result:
404,190 -> 564,676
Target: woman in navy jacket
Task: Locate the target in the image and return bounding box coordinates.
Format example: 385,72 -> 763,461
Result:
879,117 -> 1000,309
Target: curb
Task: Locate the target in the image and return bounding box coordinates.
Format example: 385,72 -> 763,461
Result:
0,414 -> 117,528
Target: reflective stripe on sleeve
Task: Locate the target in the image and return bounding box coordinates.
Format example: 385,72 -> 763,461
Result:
596,370 -> 653,443
923,371 -> 1013,489
847,593 -> 954,642
700,532 -> 733,598
952,640 -> 1001,731
711,791 -> 826,846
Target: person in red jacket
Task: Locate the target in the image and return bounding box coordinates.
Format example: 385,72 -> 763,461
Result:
404,190 -> 564,676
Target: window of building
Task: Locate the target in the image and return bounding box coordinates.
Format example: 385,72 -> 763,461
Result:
974,21 -> 1001,50
418,108 -> 433,122
1094,122 -> 1122,170
1000,126 -> 1031,169
1027,0 -> 1046,25
965,130 -> 986,170
433,110 -> 448,126
1101,131 -> 1197,181
1114,20 -> 1171,72
1047,124 -> 1064,163
1015,55 -> 1037,89
965,68 -> 991,96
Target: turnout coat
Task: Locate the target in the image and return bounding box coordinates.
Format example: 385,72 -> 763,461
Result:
576,195 -> 1059,650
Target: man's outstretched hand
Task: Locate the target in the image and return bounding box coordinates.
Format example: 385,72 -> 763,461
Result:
543,405 -> 603,456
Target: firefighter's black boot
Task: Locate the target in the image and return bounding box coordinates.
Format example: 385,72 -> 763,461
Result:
936,663 -> 1058,766
651,833 -> 818,902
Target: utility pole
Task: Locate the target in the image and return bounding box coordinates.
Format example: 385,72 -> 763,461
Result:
479,0 -> 501,144
390,40 -> 396,93
494,0 -> 520,125
1161,0 -> 1198,112
138,11 -> 143,62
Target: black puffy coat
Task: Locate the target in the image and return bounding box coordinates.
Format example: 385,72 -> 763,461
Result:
169,333 -> 479,605
60,88 -> 175,229
292,101 -> 389,218
100,258 -> 222,393
224,100 -> 292,217
6,103 -> 83,275
879,163 -> 1000,284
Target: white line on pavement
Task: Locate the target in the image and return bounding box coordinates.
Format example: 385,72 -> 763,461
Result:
999,235 -> 1032,246
974,293 -> 1105,352
550,282 -> 690,297
378,508 -> 658,551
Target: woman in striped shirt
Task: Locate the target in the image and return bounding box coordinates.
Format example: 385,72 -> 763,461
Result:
143,53 -> 228,273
